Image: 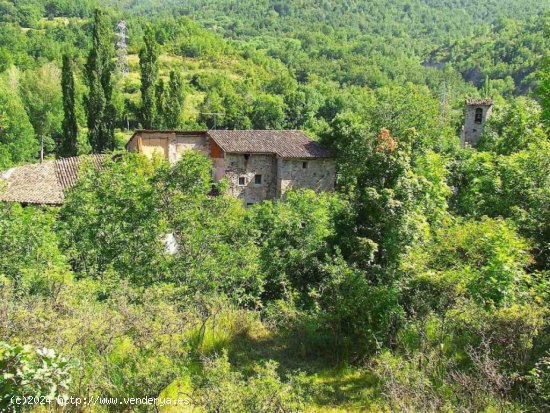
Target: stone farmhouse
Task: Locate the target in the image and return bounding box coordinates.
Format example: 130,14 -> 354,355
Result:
126,130 -> 335,206
0,130 -> 335,206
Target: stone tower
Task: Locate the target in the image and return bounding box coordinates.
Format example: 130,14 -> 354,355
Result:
460,98 -> 493,146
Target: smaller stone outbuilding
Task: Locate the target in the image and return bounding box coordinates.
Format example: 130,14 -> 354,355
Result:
126,130 -> 335,205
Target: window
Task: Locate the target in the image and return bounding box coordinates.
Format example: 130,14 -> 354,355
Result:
302,161 -> 308,169
254,174 -> 262,185
474,108 -> 483,124
246,202 -> 254,207
238,176 -> 246,186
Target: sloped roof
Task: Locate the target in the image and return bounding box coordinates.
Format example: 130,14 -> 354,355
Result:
466,98 -> 493,106
207,130 -> 332,158
0,154 -> 106,205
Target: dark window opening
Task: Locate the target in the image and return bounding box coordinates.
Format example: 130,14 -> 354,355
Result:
238,176 -> 246,186
247,202 -> 254,207
254,174 -> 262,185
244,153 -> 250,161
474,108 -> 483,124
302,161 -> 308,169
209,184 -> 220,196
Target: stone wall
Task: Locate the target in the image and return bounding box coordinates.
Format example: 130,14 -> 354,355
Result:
128,132 -> 209,163
169,133 -> 209,163
461,104 -> 493,146
127,132 -> 173,159
223,153 -> 277,205
277,158 -> 335,196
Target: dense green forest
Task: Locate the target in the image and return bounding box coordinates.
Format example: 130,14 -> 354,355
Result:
1,0 -> 550,411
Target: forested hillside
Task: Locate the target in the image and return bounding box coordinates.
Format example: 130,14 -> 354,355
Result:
1,0 -> 550,412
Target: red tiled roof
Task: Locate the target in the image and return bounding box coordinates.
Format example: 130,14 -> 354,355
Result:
207,130 -> 332,158
0,154 -> 106,205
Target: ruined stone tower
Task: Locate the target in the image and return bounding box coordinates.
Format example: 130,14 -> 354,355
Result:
461,98 -> 493,146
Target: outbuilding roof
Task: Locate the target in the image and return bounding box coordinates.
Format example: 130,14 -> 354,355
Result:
0,154 -> 106,205
207,130 -> 332,159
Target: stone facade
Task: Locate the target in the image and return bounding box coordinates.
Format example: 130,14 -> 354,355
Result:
221,155 -> 335,205
126,131 -> 209,163
277,158 -> 335,196
224,153 -> 278,205
127,130 -> 336,205
461,99 -> 493,146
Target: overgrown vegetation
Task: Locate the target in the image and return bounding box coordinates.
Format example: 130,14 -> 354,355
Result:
1,0 -> 550,411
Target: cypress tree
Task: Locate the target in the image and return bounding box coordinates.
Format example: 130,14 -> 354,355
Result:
540,45 -> 550,129
139,25 -> 159,129
60,54 -> 78,158
163,70 -> 185,129
155,78 -> 166,129
85,8 -> 115,153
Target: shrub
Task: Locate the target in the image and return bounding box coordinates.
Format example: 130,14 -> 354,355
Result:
0,203 -> 72,295
529,354 -> 550,409
188,351 -> 307,412
0,342 -> 73,411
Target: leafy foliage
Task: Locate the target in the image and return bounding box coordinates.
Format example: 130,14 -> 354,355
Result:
0,1 -> 549,411
0,342 -> 73,411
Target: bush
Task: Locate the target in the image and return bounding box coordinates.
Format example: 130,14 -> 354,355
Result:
529,354 -> 550,409
403,217 -> 533,307
310,256 -> 403,361
188,351 -> 307,412
0,203 -> 72,295
446,302 -> 547,372
0,342 -> 73,411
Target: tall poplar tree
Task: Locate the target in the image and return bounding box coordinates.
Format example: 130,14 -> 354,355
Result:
163,70 -> 185,129
60,54 -> 78,157
85,8 -> 115,153
139,25 -> 159,129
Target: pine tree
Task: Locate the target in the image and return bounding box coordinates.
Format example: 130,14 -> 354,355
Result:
85,8 -> 115,153
139,25 -> 159,129
60,54 -> 78,157
163,70 -> 185,129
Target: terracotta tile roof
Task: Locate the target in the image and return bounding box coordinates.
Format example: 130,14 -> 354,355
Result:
466,98 -> 494,106
207,130 -> 332,158
0,154 -> 106,205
